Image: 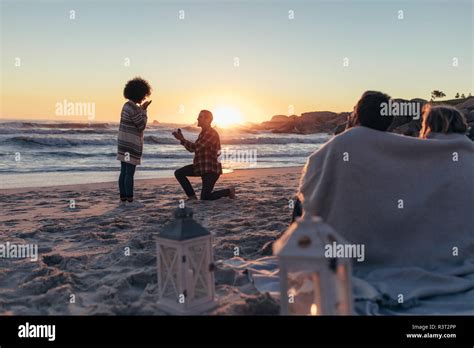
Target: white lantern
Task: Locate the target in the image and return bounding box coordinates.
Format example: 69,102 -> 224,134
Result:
273,214 -> 354,315
156,208 -> 217,314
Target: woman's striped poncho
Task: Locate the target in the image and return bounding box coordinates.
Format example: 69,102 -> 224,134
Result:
116,101 -> 148,165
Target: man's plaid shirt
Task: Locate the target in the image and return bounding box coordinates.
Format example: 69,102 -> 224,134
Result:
181,127 -> 223,175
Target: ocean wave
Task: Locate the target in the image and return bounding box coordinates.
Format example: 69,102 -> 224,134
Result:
0,121 -> 114,129
2,136 -> 117,147
29,151 -> 194,159
0,125 -> 178,135
146,135 -> 328,145
0,166 -> 177,173
1,135 -> 328,147
0,122 -> 181,134
220,137 -> 327,145
0,128 -> 118,135
0,150 -> 310,159
144,136 -> 179,145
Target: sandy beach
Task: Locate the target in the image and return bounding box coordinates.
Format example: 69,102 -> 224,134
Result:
0,166 -> 302,315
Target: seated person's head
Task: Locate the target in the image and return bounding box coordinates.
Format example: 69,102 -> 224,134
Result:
350,91 -> 393,131
419,104 -> 468,138
123,77 -> 152,104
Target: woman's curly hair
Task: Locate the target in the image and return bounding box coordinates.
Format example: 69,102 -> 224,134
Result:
123,77 -> 152,103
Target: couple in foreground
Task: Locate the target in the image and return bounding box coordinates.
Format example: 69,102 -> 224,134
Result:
294,92 -> 474,315
296,90 -> 472,265
268,91 -> 472,315
116,77 -> 235,205
292,90 -> 471,221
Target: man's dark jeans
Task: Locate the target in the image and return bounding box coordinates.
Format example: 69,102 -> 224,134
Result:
119,161 -> 136,201
175,164 -> 230,200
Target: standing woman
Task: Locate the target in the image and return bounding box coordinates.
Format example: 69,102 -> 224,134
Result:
117,77 -> 152,206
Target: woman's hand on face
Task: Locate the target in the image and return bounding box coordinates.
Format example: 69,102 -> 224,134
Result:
141,100 -> 152,110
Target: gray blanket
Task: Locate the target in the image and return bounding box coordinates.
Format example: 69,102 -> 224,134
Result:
300,127 -> 474,314
225,128 -> 474,315
221,256 -> 474,314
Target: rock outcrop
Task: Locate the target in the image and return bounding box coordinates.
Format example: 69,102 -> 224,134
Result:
253,112 -> 349,134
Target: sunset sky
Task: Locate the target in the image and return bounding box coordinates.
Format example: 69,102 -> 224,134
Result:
1,0 -> 473,125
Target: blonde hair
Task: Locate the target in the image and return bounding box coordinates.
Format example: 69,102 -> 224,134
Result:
419,104 -> 468,138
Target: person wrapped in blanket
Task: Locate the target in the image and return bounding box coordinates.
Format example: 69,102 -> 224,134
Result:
292,91 -> 393,222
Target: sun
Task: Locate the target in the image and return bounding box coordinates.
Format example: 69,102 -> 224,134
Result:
212,106 -> 244,128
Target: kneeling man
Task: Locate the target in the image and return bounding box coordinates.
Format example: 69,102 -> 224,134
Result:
173,110 -> 235,201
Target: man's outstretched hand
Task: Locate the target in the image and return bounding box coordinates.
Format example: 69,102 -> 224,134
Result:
172,129 -> 185,141
141,100 -> 152,110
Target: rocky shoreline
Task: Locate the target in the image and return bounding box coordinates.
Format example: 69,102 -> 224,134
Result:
250,97 -> 474,139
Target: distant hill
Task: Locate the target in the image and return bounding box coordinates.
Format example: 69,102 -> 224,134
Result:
253,111 -> 349,134
432,97 -> 472,107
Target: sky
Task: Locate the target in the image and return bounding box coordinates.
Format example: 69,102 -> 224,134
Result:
1,0 -> 473,125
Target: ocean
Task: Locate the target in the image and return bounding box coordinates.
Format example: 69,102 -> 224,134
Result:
0,121 -> 330,188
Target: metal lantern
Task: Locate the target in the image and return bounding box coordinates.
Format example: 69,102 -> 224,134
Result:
273,213 -> 353,315
156,208 -> 217,314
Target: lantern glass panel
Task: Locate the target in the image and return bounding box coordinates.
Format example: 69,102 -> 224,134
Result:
287,270 -> 321,315
159,245 -> 179,299
188,243 -> 209,300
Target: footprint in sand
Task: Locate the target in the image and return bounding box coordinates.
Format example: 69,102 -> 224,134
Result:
41,224 -> 66,233
17,230 -> 37,238
43,254 -> 64,266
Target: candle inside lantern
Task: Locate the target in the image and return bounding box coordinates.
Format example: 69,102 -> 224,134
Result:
274,214 -> 354,315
